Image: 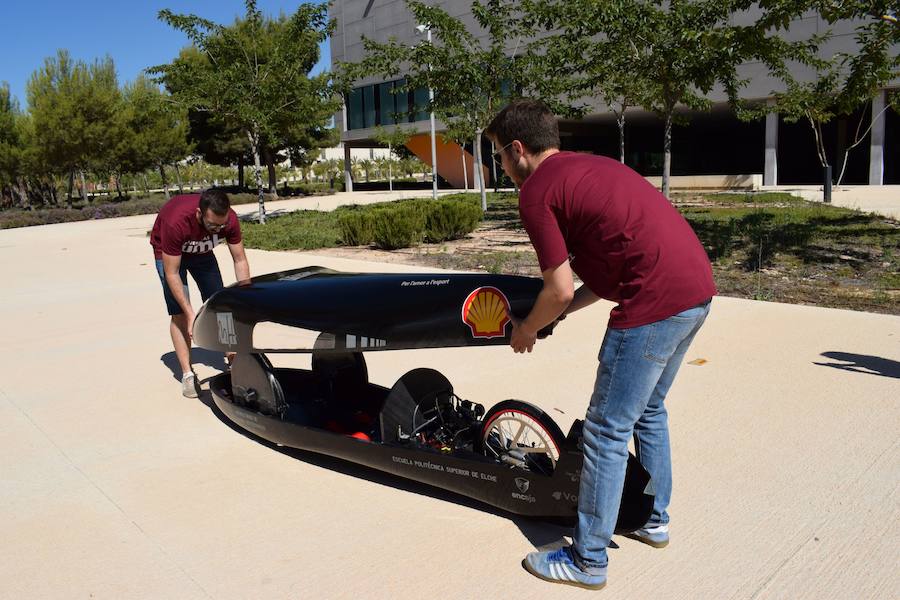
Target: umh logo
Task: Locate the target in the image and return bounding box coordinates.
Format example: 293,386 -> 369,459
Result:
182,234 -> 220,254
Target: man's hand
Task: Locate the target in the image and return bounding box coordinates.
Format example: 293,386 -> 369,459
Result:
510,317 -> 537,353
185,308 -> 195,340
509,260 -> 574,353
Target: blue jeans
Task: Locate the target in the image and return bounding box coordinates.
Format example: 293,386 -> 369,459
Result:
573,300 -> 711,569
154,253 -> 224,316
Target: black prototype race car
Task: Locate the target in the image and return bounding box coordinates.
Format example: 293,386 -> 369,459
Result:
193,266 -> 653,531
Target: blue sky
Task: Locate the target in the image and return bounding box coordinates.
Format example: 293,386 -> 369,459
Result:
1,1 -> 331,108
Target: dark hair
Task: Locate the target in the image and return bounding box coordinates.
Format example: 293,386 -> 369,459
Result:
199,188 -> 231,216
484,99 -> 560,153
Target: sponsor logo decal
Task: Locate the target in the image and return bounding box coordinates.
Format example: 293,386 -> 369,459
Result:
461,286 -> 511,338
217,312 -> 237,345
512,476 -> 536,503
400,278 -> 450,287
552,490 -> 578,502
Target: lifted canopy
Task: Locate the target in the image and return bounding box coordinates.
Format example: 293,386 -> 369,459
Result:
192,266 -> 554,354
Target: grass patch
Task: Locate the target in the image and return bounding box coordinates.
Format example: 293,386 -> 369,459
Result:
878,272 -> 900,290
405,191 -> 899,316
674,191 -> 807,206
679,197 -> 899,313
240,210 -> 343,250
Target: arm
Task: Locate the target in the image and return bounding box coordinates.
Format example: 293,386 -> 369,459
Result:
510,260 -> 575,353
565,284 -> 600,315
227,241 -> 251,284
162,252 -> 193,322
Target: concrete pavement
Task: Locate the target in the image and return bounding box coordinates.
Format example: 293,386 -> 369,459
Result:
233,188 -> 463,219
1,198 -> 898,599
762,185 -> 900,220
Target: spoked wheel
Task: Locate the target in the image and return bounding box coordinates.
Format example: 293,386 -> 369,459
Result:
478,399 -> 566,476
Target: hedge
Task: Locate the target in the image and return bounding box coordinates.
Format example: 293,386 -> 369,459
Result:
336,198 -> 483,249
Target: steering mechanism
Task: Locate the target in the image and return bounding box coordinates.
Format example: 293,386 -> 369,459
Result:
410,392 -> 485,452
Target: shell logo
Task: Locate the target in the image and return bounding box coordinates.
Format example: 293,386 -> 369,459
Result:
462,286 -> 511,338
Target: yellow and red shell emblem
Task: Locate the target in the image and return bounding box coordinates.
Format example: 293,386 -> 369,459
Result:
461,287 -> 511,338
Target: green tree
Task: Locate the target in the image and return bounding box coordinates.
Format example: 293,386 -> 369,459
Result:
0,84 -> 25,208
521,0 -> 648,164
27,50 -> 123,205
625,1 -> 791,197
150,1 -> 338,223
119,76 -> 191,199
163,47 -> 252,190
526,0 -> 798,198
372,125 -> 416,191
286,127 -> 338,184
341,0 -> 533,210
356,158 -> 374,182
741,1 -> 899,188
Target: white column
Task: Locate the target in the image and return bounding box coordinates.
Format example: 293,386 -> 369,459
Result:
869,90 -> 885,185
764,99 -> 778,186
344,144 -> 353,192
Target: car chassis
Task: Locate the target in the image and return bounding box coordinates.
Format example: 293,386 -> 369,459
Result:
193,266 -> 654,531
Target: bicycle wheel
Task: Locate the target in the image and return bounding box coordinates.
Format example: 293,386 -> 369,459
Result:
478,399 -> 566,476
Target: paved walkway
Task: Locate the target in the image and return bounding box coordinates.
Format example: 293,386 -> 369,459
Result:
0,205 -> 898,599
235,188 -> 463,219
762,185 -> 900,220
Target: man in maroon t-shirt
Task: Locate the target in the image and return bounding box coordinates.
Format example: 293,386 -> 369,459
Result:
485,100 -> 715,590
150,189 -> 250,397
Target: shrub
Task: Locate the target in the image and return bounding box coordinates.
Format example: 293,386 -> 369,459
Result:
337,208 -> 376,246
83,203 -> 127,220
227,192 -> 279,206
425,200 -> 483,242
373,203 -> 426,249
0,211 -> 44,229
334,198 -> 483,248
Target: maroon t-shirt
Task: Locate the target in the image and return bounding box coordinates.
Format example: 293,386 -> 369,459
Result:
150,194 -> 242,260
519,152 -> 716,329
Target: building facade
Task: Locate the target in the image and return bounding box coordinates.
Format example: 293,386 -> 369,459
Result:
330,0 -> 899,189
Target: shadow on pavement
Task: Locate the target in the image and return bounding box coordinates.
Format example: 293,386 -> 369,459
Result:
160,349 -> 229,381
192,385 -> 580,552
813,351 -> 900,380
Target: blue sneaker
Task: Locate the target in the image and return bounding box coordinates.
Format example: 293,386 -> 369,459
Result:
624,523 -> 669,548
522,546 -> 607,590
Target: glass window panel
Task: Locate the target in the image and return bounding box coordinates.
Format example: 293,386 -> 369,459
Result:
414,87 -> 430,122
395,78 -> 410,122
363,85 -> 376,128
379,82 -> 395,126
348,88 -> 364,130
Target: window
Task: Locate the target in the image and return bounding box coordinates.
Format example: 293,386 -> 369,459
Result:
348,88 -> 364,130
363,85 -> 376,128
379,82 -> 395,125
414,87 -> 430,122
395,78 -> 409,122
346,78 -> 431,130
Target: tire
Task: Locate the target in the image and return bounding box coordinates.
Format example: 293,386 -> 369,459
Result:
478,399 -> 566,476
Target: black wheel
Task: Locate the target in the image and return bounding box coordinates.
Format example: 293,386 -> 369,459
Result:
478,399 -> 566,476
